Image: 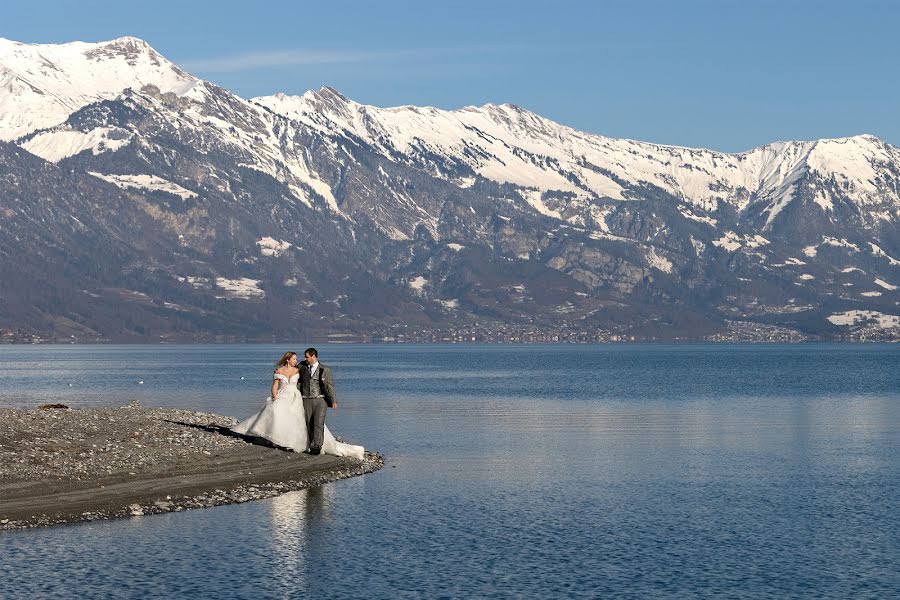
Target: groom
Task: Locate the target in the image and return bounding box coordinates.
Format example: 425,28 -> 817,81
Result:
297,347 -> 337,455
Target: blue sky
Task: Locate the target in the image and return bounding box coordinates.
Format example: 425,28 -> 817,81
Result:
4,0 -> 898,151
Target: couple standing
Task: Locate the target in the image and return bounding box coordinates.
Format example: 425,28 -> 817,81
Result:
231,348 -> 364,459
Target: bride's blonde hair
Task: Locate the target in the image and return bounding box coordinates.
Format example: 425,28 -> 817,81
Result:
276,351 -> 297,368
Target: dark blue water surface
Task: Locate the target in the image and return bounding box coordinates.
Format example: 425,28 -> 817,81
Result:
2,344 -> 899,598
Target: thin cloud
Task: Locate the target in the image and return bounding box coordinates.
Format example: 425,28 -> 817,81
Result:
181,49 -> 390,72
181,45 -> 528,73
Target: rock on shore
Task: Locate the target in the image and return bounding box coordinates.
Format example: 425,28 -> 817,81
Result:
0,403 -> 382,530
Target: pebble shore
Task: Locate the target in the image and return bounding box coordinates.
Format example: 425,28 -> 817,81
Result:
0,402 -> 383,530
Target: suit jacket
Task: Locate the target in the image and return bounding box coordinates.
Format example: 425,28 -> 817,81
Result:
297,360 -> 336,407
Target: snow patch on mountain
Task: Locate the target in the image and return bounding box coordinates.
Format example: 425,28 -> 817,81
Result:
215,277 -> 264,299
645,248 -> 673,273
520,188 -> 562,219
407,276 -> 428,295
802,237 -> 863,259
822,237 -> 861,252
713,232 -> 742,252
869,243 -> 900,266
712,232 -> 769,253
827,310 -> 900,328
178,276 -> 210,289
679,208 -> 717,226
257,237 -> 292,257
690,236 -> 706,256
89,172 -> 197,199
23,127 -> 132,162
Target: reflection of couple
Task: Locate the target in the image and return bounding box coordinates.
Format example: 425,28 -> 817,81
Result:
232,349 -> 364,459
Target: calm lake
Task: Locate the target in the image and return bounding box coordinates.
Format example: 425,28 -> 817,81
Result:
2,344 -> 899,598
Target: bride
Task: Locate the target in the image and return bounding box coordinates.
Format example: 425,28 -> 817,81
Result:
231,351 -> 364,459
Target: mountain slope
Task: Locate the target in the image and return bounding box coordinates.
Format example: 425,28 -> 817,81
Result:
0,37 -> 898,341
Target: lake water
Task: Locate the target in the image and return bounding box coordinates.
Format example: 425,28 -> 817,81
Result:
2,344 -> 899,598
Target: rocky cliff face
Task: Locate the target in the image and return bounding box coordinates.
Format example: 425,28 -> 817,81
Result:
1,37 -> 898,341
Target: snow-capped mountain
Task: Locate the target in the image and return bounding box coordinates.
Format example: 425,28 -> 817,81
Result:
0,37 -> 201,141
1,37 -> 898,341
254,88 -> 900,231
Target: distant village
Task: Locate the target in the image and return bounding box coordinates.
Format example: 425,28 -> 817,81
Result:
4,320 -> 898,344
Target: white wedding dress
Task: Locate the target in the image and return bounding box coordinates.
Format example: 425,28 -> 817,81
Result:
231,373 -> 364,459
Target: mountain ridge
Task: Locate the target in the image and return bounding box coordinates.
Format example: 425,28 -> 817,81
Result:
1,36 -> 898,342
253,86 -> 900,232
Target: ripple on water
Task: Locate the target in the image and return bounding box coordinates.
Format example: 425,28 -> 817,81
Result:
2,344 -> 899,598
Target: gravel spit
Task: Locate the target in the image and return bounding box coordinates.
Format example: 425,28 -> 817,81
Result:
0,402 -> 383,530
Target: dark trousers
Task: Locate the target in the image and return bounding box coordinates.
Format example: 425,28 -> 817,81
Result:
303,396 -> 327,450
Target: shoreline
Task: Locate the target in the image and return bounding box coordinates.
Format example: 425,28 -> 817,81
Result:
3,340 -> 899,345
0,405 -> 383,530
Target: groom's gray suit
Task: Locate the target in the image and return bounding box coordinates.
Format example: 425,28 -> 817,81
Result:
297,359 -> 336,452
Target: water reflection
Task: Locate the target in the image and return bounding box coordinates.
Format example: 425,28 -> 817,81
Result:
267,486 -> 335,595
